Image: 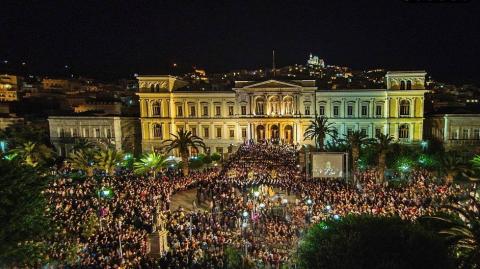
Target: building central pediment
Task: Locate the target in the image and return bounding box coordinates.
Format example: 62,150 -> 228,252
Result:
241,80 -> 300,89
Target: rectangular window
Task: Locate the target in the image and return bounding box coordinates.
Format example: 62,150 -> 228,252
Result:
361,128 -> 367,136
191,127 -> 197,136
347,105 -> 353,117
474,128 -> 480,139
190,106 -> 196,117
375,128 -> 382,138
83,128 -> 89,137
361,105 -> 368,117
72,128 -> 79,137
305,106 -> 310,115
333,106 -> 339,117
177,105 -> 183,117
94,128 -> 101,138
228,106 -> 234,116
106,128 -> 112,138
216,127 -> 222,138
319,105 -> 325,116
463,129 -> 469,139
347,128 -> 353,136
376,105 -> 382,117
215,106 -> 221,116
241,106 -> 247,115
203,106 -> 209,116
229,129 -> 235,138
242,128 -> 247,138
203,127 -> 209,138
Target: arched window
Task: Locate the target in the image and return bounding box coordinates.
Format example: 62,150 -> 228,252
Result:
152,102 -> 161,116
155,84 -> 160,92
400,100 -> 410,116
150,84 -> 155,92
399,124 -> 409,139
153,124 -> 162,139
406,80 -> 412,90
400,81 -> 406,90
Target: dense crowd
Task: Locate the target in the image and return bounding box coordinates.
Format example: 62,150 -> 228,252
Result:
45,142 -> 469,268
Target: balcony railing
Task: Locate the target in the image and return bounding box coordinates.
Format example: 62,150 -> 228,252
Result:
447,139 -> 480,146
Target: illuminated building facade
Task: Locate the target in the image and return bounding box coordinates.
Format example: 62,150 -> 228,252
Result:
136,71 -> 428,156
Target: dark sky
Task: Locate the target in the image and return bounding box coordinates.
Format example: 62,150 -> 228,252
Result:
1,0 -> 479,84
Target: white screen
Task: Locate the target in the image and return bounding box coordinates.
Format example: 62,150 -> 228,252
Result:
311,153 -> 344,178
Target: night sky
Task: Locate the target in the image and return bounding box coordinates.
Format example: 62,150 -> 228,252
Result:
1,1 -> 479,84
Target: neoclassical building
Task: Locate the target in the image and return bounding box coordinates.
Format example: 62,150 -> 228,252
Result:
136,71 -> 427,156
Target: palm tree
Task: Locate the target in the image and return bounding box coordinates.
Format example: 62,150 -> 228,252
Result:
163,130 -> 206,176
133,152 -> 167,177
11,141 -> 54,167
440,154 -> 471,183
71,138 -> 97,153
345,130 -> 370,176
374,133 -> 394,184
94,148 -> 124,175
303,116 -> 337,151
427,195 -> 480,268
68,148 -> 96,176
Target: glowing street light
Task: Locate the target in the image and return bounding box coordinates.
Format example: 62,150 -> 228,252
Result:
242,211 -> 249,218
253,191 -> 260,198
325,205 -> 332,211
306,199 -> 313,205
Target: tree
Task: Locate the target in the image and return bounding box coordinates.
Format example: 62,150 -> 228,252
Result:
0,159 -> 51,267
211,152 -> 221,162
304,116 -> 337,151
133,152 -> 167,177
94,148 -> 124,175
298,215 -> 454,269
471,155 -> 480,176
10,141 -> 55,167
374,133 -> 394,183
440,153 -> 471,183
163,130 -> 206,176
426,195 -> 480,268
68,148 -> 97,176
344,131 -> 370,176
0,122 -> 50,148
71,138 -> 97,153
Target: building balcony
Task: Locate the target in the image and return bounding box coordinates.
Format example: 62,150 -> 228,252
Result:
447,139 -> 480,146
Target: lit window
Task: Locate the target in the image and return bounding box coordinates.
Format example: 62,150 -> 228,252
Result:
152,102 -> 161,116
216,127 -> 222,138
400,100 -> 410,117
319,105 -> 325,116
228,106 -> 234,116
242,128 -> 247,138
203,127 -> 209,138
399,124 -> 409,139
333,106 -> 339,117
347,105 -> 353,117
190,106 -> 196,117
215,106 -> 221,116
203,106 -> 209,116
229,129 -> 234,138
153,124 -> 162,139
305,105 -> 310,115
376,105 -> 382,117
241,106 -> 247,115
177,105 -> 183,117
361,105 -> 368,117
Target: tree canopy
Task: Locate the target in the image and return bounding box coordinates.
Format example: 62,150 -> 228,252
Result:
0,159 -> 51,267
298,215 -> 454,269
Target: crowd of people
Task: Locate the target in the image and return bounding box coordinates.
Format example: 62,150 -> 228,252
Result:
45,142 -> 469,268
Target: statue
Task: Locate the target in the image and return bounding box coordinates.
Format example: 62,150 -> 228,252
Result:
148,204 -> 169,257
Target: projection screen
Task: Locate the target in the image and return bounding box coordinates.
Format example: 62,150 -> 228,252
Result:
311,152 -> 345,178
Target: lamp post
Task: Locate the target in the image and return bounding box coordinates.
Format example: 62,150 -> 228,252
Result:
306,198 -> 313,224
